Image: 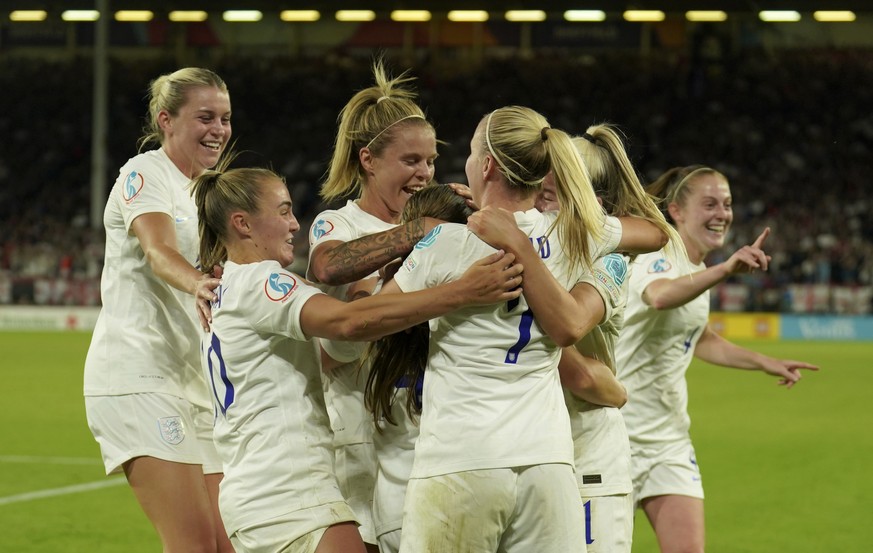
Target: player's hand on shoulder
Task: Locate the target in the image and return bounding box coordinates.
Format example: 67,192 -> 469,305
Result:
459,250 -> 523,305
467,207 -> 525,252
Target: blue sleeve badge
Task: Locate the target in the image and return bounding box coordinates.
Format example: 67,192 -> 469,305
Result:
601,253 -> 628,286
311,219 -> 334,240
264,272 -> 299,302
648,258 -> 672,274
122,171 -> 144,203
414,225 -> 442,250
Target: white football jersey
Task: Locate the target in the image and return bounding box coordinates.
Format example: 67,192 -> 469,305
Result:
394,209 -> 622,478
615,250 -> 710,446
307,200 -> 396,446
203,260 -> 346,534
84,148 -> 209,408
565,253 -> 633,496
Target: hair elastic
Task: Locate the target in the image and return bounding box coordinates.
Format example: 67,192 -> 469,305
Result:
541,127 -> 550,141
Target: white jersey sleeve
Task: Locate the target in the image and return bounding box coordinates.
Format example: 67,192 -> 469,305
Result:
594,215 -> 623,260
84,148 -> 206,405
116,154 -> 176,230
575,252 -> 629,331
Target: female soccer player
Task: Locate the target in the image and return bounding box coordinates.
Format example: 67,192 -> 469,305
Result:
614,165 -> 819,553
306,59 -> 439,550
191,166 -> 522,552
541,124 -> 681,553
363,183 -> 474,553
83,67 -> 234,553
378,106 -> 671,552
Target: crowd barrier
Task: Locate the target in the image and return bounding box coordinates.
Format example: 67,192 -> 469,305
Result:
1,306 -> 871,341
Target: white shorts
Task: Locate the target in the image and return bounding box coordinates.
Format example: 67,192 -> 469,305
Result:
229,501 -> 357,553
630,440 -> 704,507
579,493 -> 633,553
401,464 -> 587,553
85,392 -> 222,475
335,442 -> 377,544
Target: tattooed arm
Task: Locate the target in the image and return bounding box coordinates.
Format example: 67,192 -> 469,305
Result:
309,217 -> 439,286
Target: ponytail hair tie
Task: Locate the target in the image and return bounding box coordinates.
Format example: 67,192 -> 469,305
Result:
541,127 -> 550,142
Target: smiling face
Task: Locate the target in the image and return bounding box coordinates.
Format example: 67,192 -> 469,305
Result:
360,123 -> 437,223
670,172 -> 733,263
247,177 -> 300,267
161,85 -> 232,178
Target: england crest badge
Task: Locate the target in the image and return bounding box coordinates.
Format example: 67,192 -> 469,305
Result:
158,416 -> 185,445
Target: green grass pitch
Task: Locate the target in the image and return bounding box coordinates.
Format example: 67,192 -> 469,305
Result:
0,332 -> 870,552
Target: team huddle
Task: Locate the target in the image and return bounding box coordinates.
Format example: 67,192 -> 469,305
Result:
83,61 -> 817,553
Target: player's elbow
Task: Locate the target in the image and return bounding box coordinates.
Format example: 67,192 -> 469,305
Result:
615,385 -> 628,408
654,229 -> 669,251
309,261 -> 340,286
643,291 -> 676,311
554,319 -> 598,347
649,298 -> 674,311
554,333 -> 581,348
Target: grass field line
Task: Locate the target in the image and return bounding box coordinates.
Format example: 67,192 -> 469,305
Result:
0,477 -> 126,506
0,454 -> 101,465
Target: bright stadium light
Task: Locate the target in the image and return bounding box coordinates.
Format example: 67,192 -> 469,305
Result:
505,10 -> 546,22
448,10 -> 489,22
759,11 -> 801,22
223,10 -> 262,22
336,10 -> 376,22
10,10 -> 47,21
115,11 -> 154,22
391,10 -> 431,22
564,10 -> 606,22
169,11 -> 208,22
623,10 -> 665,22
686,11 -> 728,22
280,10 -> 321,22
62,10 -> 100,22
814,11 -> 856,22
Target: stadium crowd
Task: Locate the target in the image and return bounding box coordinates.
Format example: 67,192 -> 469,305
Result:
1,48 -> 871,310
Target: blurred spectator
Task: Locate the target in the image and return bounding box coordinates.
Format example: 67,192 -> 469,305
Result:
1,49 -> 870,310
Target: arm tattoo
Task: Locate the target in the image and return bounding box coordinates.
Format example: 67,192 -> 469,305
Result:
320,219 -> 427,286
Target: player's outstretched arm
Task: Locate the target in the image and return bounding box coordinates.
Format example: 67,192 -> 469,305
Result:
614,216 -> 668,254
694,326 -> 819,388
643,228 -> 773,310
302,250 -> 522,342
309,218 -> 441,286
